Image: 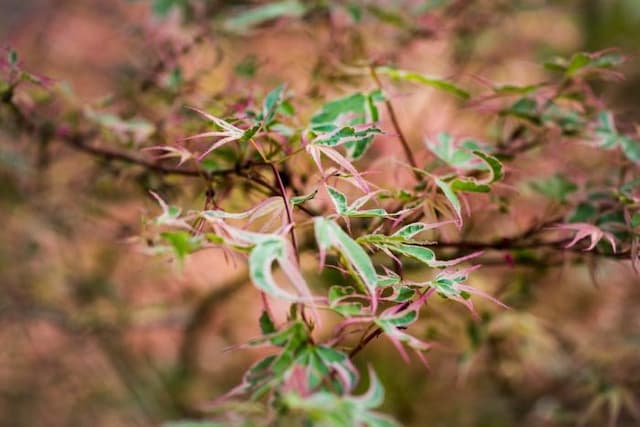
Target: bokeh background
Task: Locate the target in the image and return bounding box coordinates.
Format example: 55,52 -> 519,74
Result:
1,1 -> 640,426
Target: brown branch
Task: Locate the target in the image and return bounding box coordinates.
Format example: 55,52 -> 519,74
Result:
370,66 -> 421,180
270,163 -> 300,261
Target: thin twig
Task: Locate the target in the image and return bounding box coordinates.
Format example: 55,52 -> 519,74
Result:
370,65 -> 421,180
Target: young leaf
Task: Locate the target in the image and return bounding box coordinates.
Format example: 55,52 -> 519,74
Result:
160,231 -> 202,264
434,177 -> 462,224
550,223 -> 617,252
314,217 -> 379,310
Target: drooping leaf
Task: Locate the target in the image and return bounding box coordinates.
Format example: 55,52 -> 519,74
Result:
472,150 -> 503,184
376,66 -> 469,99
250,239 -> 301,300
314,217 -> 379,310
550,222 -> 617,252
184,107 -> 246,160
434,177 -> 462,224
307,144 -> 371,192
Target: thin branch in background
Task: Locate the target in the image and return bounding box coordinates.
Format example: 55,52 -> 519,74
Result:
370,65 -> 421,181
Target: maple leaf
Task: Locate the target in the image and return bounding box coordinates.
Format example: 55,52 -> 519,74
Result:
551,222 -> 617,252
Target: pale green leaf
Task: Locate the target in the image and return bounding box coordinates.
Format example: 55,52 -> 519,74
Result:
376,66 -> 469,99
327,186 -> 349,215
314,218 -> 378,297
224,1 -> 307,32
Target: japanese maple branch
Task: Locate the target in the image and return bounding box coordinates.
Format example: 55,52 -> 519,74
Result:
369,65 -> 422,181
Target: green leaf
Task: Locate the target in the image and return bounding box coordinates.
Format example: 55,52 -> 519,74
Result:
234,55 -> 259,78
314,218 -> 378,297
566,52 -> 591,76
595,111 -> 619,148
569,202 -> 597,223
450,178 -> 490,193
388,243 -> 436,265
332,302 -> 364,317
250,239 -> 291,299
291,189 -> 318,206
7,48 -> 18,66
429,133 -> 475,169
434,177 -> 462,223
160,231 -> 202,263
283,368 -> 400,427
348,208 -> 389,218
493,83 -> 542,95
530,174 -> 577,202
501,97 -> 540,123
594,111 -> 640,163
259,310 -> 276,335
541,104 -> 585,134
366,5 -> 408,28
152,0 -> 184,16
166,67 -> 183,90
328,285 -> 356,304
394,286 -> 415,302
376,273 -> 401,287
311,93 -> 368,133
376,66 -> 470,99
224,1 -> 308,32
381,309 -> 418,328
327,186 -> 349,215
546,51 -> 625,77
472,150 -> 503,183
246,237 -> 313,302
620,137 -> 640,163
310,91 -> 383,159
393,223 -> 427,239
262,84 -> 285,126
314,126 -> 382,151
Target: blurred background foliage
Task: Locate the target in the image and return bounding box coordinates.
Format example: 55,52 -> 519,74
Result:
1,0 -> 640,426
